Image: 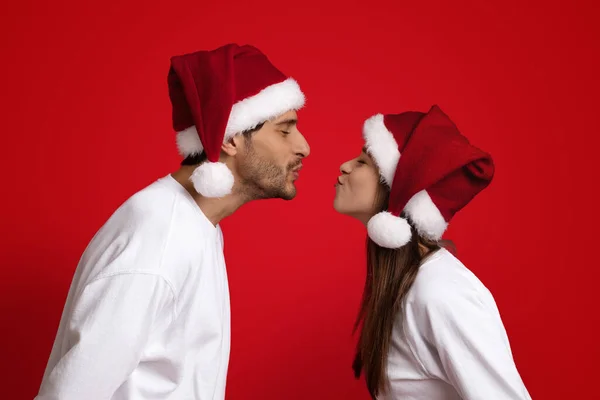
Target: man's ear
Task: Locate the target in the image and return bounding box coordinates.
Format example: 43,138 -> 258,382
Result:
221,135 -> 242,156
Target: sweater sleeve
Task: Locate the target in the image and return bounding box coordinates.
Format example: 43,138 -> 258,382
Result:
415,284 -> 531,400
35,272 -> 176,400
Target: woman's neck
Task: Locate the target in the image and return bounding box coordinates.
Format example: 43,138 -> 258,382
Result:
418,243 -> 431,258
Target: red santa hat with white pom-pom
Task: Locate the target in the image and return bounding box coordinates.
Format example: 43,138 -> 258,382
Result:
363,105 -> 495,249
167,43 -> 305,198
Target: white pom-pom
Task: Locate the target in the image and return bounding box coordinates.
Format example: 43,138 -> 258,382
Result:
190,162 -> 234,198
367,211 -> 412,249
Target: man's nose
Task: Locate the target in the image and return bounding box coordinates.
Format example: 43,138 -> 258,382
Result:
294,131 -> 311,158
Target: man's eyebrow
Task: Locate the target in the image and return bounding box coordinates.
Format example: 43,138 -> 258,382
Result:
275,118 -> 297,126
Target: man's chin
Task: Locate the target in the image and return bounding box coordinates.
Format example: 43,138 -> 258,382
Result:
279,189 -> 297,201
278,183 -> 297,201
256,184 -> 296,201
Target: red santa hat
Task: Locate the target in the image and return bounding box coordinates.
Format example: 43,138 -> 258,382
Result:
363,105 -> 495,249
167,43 -> 305,197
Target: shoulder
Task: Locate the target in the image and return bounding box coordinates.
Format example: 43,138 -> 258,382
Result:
105,176 -> 207,237
402,249 -> 505,352
406,249 -> 495,315
118,179 -> 180,225
94,182 -> 178,254
83,178 -> 205,275
75,177 -> 225,304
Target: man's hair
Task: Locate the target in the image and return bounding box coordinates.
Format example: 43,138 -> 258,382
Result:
180,122 -> 265,166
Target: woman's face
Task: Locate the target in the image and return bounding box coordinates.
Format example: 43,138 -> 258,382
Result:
333,148 -> 384,224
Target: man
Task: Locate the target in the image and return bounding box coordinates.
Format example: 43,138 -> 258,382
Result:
35,43 -> 310,400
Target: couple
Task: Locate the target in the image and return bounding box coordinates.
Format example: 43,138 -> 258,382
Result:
35,44 -> 531,400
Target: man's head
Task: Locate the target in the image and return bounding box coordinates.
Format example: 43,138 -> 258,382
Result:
226,110 -> 310,200
181,110 -> 310,201
168,44 -> 308,198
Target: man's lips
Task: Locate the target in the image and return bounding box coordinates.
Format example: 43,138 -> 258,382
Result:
291,165 -> 302,179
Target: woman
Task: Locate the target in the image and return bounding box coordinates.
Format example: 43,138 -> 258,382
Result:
334,105 -> 531,400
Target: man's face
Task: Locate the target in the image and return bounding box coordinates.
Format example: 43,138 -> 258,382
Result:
234,110 -> 310,200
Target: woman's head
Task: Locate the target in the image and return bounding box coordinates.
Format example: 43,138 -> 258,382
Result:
334,106 -> 495,249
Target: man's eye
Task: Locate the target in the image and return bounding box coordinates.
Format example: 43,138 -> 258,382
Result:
357,160 -> 366,165
281,130 -> 290,134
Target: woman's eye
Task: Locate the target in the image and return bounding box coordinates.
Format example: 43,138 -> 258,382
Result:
281,130 -> 290,135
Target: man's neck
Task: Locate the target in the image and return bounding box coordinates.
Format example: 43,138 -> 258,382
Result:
170,166 -> 249,226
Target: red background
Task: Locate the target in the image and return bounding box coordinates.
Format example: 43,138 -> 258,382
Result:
1,0 -> 598,398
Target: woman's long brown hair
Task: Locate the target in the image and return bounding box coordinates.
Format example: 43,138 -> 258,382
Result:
352,183 -> 454,398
